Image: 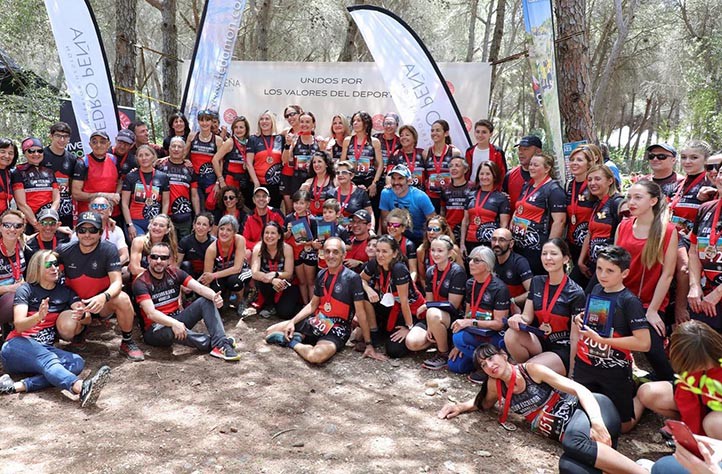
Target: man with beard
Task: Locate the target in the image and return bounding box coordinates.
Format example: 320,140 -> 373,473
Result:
129,121 -> 167,158
503,135 -> 540,209
379,164 -> 435,245
491,227 -> 532,313
344,209 -> 373,273
113,129 -> 137,183
156,136 -> 200,240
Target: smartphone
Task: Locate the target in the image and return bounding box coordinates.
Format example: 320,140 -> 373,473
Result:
665,420 -> 703,459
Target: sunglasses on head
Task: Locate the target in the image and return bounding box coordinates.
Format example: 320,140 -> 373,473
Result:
426,226 -> 442,233
223,195 -> 237,201
90,203 -> 110,210
647,153 -> 672,161
149,254 -> 171,261
2,222 -> 23,229
387,222 -> 403,229
706,163 -> 721,171
44,260 -> 60,268
76,226 -> 101,234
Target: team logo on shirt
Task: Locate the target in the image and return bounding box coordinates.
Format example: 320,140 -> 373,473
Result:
91,261 -> 98,270
335,284 -> 343,293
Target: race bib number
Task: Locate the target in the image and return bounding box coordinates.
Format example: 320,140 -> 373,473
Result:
295,154 -> 311,171
585,336 -> 612,360
356,155 -> 371,173
309,312 -> 334,335
511,215 -> 531,236
428,172 -> 450,190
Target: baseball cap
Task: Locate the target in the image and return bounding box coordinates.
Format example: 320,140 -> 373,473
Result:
253,186 -> 270,196
388,164 -> 412,179
116,129 -> 136,144
21,137 -> 43,152
90,130 -> 110,141
646,143 -> 677,157
76,211 -> 102,229
514,135 -> 543,148
37,208 -> 59,222
352,209 -> 372,223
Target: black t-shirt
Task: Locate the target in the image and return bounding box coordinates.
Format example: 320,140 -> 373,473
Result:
587,194 -> 623,263
362,259 -> 421,304
24,231 -> 70,262
308,267 -> 365,339
156,159 -> 198,223
511,180 -> 566,252
463,275 -> 510,320
10,283 -> 79,345
0,244 -> 26,286
424,262 -> 467,304
133,268 -> 192,330
494,252 -> 533,298
122,169 -> 171,221
648,172 -> 681,200
57,240 -> 121,300
324,186 -> 371,227
42,147 -> 76,219
466,189 -> 511,244
576,285 -> 648,370
529,275 -> 586,346
178,233 -> 216,275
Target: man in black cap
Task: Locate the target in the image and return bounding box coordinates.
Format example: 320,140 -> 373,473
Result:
56,211 -> 144,361
643,143 -> 681,200
503,135 -> 542,210
42,122 -> 76,227
24,208 -> 70,261
344,209 -> 373,272
72,130 -> 121,216
113,129 -> 137,182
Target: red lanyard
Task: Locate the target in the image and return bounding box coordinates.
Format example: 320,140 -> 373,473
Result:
496,365 -> 518,425
540,276 -> 567,324
217,239 -> 235,268
0,240 -> 21,281
709,201 -> 722,246
469,274 -> 492,316
262,135 -> 275,153
402,150 -> 417,173
383,136 -> 397,157
520,177 -> 551,205
378,267 -> 392,294
430,145 -> 449,174
312,176 -> 328,203
432,262 -> 453,302
1,170 -> 10,209
671,173 -> 706,210
570,180 -> 587,218
337,185 -> 355,212
399,237 -> 408,256
38,235 -> 57,250
474,189 -> 493,211
321,268 -> 342,308
140,170 -> 155,201
104,224 -> 110,241
353,135 -> 367,162
593,195 -> 610,217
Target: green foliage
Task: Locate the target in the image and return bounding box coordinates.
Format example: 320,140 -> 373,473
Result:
674,359 -> 722,412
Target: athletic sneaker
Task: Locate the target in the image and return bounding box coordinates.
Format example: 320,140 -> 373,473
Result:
236,301 -> 248,317
120,340 -> 145,361
80,365 -> 111,408
0,374 -> 15,394
227,336 -> 240,349
422,353 -> 448,370
210,342 -> 241,361
467,371 -> 488,384
259,307 -> 277,319
265,331 -> 302,347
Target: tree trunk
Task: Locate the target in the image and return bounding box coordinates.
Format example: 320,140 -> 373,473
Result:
488,0 -> 506,92
555,0 -> 595,142
338,0 -> 364,61
474,0 -> 487,62
257,0 -> 272,61
630,97 -> 652,161
114,0 -> 137,108
160,0 -> 178,120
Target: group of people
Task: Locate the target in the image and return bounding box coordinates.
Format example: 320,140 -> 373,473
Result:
0,106 -> 720,474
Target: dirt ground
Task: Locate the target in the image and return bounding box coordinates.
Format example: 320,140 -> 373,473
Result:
0,311 -> 674,474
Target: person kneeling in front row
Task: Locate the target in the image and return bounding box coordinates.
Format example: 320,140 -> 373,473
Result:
264,237 -> 386,364
133,241 -> 240,361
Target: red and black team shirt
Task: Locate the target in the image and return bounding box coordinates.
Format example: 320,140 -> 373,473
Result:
224,136 -> 248,177
576,285 -> 648,370
529,275 -> 586,346
8,282 -> 79,344
11,163 -> 58,215
133,267 -> 192,331
323,186 -> 371,227
691,200 -> 722,294
24,231 -> 70,262
441,182 -> 473,239
284,212 -> 316,260
463,275 -> 509,320
114,149 -> 137,181
565,180 -> 595,250
646,172 -> 683,201
374,133 -> 401,170
346,136 -> 378,185
42,147 -> 76,221
511,179 -> 566,252
464,143 -> 508,186
307,177 -> 333,217
503,165 -> 531,210
242,208 -> 285,251
494,253 -> 534,298
465,189 -> 511,245
122,169 -> 170,221
424,262 -> 467,303
290,137 -> 320,176
0,169 -> 11,214
362,259 -> 421,304
0,244 -> 25,287
669,172 -> 710,233
247,134 -> 283,186
156,160 -> 198,223
58,240 -> 121,300
424,146 -> 454,199
387,148 -> 426,191
345,237 -> 369,272
189,134 -> 217,180
178,233 -> 216,276
309,267 -> 365,340
587,194 -> 623,264
73,154 -> 120,215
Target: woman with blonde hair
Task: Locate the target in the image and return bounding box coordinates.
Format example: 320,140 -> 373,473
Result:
326,114 -> 350,160
129,214 -> 178,278
246,110 -> 283,208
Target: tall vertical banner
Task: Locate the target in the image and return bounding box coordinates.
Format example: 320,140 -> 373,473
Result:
181,0 -> 246,130
348,6 -> 471,150
44,0 -> 119,156
522,0 -> 565,183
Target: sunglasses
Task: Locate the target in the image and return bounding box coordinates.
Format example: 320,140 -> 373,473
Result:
2,222 -> 23,229
336,169 -> 353,175
76,226 -> 101,234
149,254 -> 171,261
90,203 -> 110,210
387,222 -> 403,229
44,260 -> 60,268
426,226 -> 442,233
284,111 -> 299,119
647,153 -> 672,161
467,257 -> 483,264
26,149 -> 43,154
706,163 -> 721,171
40,220 -> 58,227
223,195 -> 237,201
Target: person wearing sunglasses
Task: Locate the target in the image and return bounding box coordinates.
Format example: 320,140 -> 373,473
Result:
374,113 -> 401,169
13,137 -> 60,233
212,116 -> 252,205
344,209 -> 374,273
0,250 -> 111,407
386,124 -> 426,192
324,160 -> 374,229
113,129 -> 138,186
24,208 -> 69,263
72,130 -> 121,217
156,136 -> 201,240
0,138 -> 18,216
0,210 -> 27,342
212,186 -> 246,237
183,110 -> 224,212
134,241 -> 240,361
379,164 -> 435,246
384,208 -> 418,282
73,195 -> 129,269
460,160 -> 510,253
59,211 -> 144,361
42,122 -> 76,227
696,153 -> 722,203
246,111 -> 284,209
643,143 -> 682,200
278,105 -> 304,210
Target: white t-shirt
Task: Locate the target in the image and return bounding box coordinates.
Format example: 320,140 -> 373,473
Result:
471,147 -> 490,182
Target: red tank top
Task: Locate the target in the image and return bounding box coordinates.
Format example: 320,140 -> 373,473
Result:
79,154 -> 119,214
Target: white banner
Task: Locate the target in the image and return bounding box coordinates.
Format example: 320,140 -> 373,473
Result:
348,6 -> 471,150
193,61 -> 491,147
44,0 -> 118,155
182,0 -> 246,130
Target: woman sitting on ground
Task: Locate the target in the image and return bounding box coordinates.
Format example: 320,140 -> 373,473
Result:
415,215 -> 463,290
177,213 -> 216,279
129,214 -> 178,279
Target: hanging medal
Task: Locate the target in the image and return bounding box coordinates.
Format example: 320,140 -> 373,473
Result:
538,275 -> 567,336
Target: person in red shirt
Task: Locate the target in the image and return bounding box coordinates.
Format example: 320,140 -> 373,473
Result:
242,187 -> 284,261
72,130 -> 121,217
464,119 -> 507,186
13,138 -> 59,233
0,139 -> 18,216
344,209 -> 373,273
503,135 -> 541,210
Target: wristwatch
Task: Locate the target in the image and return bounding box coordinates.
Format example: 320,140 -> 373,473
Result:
472,320 -> 478,327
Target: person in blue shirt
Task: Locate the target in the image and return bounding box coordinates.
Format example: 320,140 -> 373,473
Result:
379,164 -> 436,245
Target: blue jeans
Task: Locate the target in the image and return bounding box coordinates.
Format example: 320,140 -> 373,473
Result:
132,218 -> 149,236
1,337 -> 85,392
448,328 -> 503,374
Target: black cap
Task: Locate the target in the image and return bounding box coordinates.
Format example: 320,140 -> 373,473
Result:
116,129 -> 136,144
89,130 -> 110,141
646,143 -> 677,157
352,209 -> 372,223
76,211 -> 102,229
514,135 -> 543,148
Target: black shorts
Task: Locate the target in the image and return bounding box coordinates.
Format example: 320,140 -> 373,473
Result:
296,319 -> 349,352
295,249 -> 318,267
573,362 -> 636,423
540,338 -> 572,373
279,174 -> 293,195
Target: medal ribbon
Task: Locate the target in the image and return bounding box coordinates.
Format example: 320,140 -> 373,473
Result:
312,176 -> 327,207
709,201 -> 722,247
431,261 -> 453,302
336,185 -> 355,213
38,235 -> 57,250
139,170 -> 155,203
539,275 -> 567,324
383,136 -> 397,158
378,267 -> 392,295
1,170 -> 10,209
0,240 -> 21,281
570,180 -> 587,221
592,195 -> 610,218
321,267 -> 342,312
402,150 -> 417,173
474,189 -> 493,212
469,274 -> 492,318
670,173 -> 706,211
430,145 -> 449,175
353,135 -> 368,164
217,238 -> 235,269
496,365 -> 518,425
262,135 -> 275,153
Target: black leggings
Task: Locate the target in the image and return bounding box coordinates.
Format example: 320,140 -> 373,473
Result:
643,328 -> 675,381
558,393 -> 620,474
256,281 -> 302,319
0,292 -> 15,342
